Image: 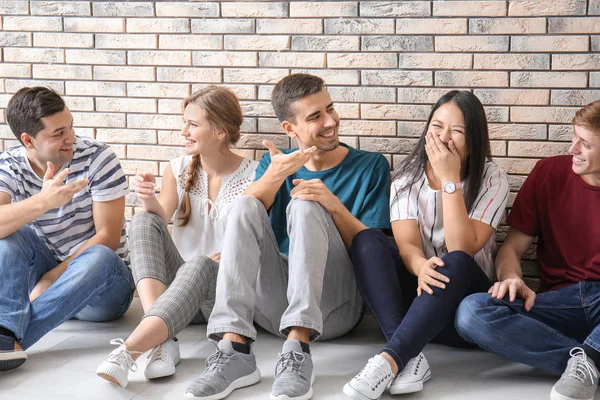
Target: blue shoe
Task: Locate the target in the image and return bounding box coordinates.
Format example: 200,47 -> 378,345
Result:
0,333 -> 27,371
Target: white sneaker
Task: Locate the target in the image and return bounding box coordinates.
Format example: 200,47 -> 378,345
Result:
343,354 -> 395,400
96,338 -> 142,388
145,338 -> 181,380
388,352 -> 431,395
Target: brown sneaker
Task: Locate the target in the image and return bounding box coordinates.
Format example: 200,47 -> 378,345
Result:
0,333 -> 27,372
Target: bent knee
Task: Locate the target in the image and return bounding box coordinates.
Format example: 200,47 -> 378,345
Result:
455,293 -> 492,334
350,229 -> 389,260
286,199 -> 326,219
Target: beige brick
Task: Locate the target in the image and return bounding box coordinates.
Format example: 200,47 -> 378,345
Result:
494,157 -> 540,174
470,18 -> 546,34
33,65 -> 92,80
361,71 -> 432,86
290,2 -> 357,17
64,17 -> 125,33
225,35 -> 289,51
396,18 -> 467,34
511,72 -> 587,88
157,99 -> 186,114
0,94 -> 13,108
361,104 -> 431,120
548,125 -> 574,141
3,16 -> 63,31
222,2 -> 287,17
157,67 -> 220,83
192,18 -> 255,33
128,114 -> 183,130
511,35 -> 589,52
259,52 -> 325,68
238,134 -> 289,149
0,125 -> 13,139
338,120 -> 396,136
71,112 -> 125,128
433,1 -> 507,16
34,33 -> 93,48
224,68 -> 289,84
491,141 -> 507,156
240,101 -> 275,117
63,96 -> 94,111
66,49 -> 126,65
128,145 -> 184,161
327,53 -> 397,69
591,73 -> 600,87
290,69 -> 359,85
97,129 -> 157,144
291,36 -> 359,52
436,71 -> 508,87
328,87 -> 396,103
191,84 -> 256,101
5,80 -> 64,94
325,19 -> 395,34
549,18 -> 600,33
3,49 -> 63,63
360,137 -> 419,153
94,66 -> 155,81
128,51 -> 191,66
397,88 -> 471,104
474,89 -> 550,105
93,2 -> 154,17
399,53 -> 472,69
474,54 -> 549,70
551,90 -> 600,106
127,18 -> 189,33
155,2 -> 218,17
0,64 -> 31,78
360,2 -> 430,17
362,36 -> 433,51
0,32 -> 31,47
508,0 -> 586,16
31,1 -> 91,16
96,34 -> 156,49
120,160 -> 159,175
488,124 -> 547,140
66,81 -> 126,97
158,130 -> 185,145
127,83 -> 189,98
436,36 -> 509,52
257,19 -> 322,34
96,98 -> 157,113
508,141 -> 571,157
510,107 -> 578,123
397,121 -> 425,136
553,54 -> 600,70
193,51 -> 257,67
0,1 -> 28,14
258,118 -> 284,133
158,35 -> 221,50
485,107 -> 509,123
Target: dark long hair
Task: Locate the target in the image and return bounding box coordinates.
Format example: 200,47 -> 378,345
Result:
391,90 -> 491,213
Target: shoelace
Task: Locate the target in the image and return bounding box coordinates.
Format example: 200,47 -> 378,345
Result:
146,342 -> 167,368
400,354 -> 422,377
275,351 -> 305,378
568,347 -> 598,385
356,357 -> 392,390
205,350 -> 235,373
108,338 -> 141,372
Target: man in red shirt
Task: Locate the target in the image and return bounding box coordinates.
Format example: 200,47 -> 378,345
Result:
456,100 -> 600,400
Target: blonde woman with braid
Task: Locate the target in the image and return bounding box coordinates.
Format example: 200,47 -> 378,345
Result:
96,86 -> 258,388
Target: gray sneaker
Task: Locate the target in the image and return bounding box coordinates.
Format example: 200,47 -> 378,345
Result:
270,339 -> 315,400
184,340 -> 261,400
551,347 -> 599,400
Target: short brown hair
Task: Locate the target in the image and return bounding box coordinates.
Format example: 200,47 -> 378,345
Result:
573,100 -> 600,134
271,74 -> 324,123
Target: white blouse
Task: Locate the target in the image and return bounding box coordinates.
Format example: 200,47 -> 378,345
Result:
170,156 -> 258,262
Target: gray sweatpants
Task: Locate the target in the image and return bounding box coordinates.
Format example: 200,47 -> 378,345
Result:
129,211 -> 218,339
207,195 -> 364,342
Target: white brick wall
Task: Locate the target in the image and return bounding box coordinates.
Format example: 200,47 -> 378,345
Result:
0,1 -> 596,280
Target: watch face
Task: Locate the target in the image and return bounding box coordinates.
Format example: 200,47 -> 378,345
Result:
443,181 -> 456,193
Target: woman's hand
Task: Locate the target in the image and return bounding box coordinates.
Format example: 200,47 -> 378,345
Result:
133,173 -> 157,200
425,132 -> 461,183
417,256 -> 450,296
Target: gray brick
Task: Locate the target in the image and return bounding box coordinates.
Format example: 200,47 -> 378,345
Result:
362,36 -> 433,51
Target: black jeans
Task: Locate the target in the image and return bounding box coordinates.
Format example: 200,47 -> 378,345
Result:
350,229 -> 492,370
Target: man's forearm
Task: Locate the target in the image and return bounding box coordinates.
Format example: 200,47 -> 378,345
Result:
0,194 -> 50,239
244,167 -> 287,210
495,246 -> 524,281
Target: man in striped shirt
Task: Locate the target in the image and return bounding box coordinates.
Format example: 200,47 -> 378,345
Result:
0,87 -> 135,372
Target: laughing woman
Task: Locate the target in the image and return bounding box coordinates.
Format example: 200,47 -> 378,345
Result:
96,86 -> 258,388
344,91 -> 509,399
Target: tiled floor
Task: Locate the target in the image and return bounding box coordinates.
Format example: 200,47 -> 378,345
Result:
1,299 -> 596,400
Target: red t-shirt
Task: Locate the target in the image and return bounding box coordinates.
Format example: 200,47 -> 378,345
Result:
509,155 -> 600,292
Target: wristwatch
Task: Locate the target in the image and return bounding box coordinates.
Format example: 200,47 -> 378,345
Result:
442,181 -> 463,194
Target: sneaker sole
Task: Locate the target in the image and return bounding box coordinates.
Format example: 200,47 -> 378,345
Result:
184,368 -> 261,400
550,386 -> 594,400
97,372 -> 126,388
388,368 -> 431,395
269,372 -> 316,400
0,357 -> 27,372
342,382 -> 379,400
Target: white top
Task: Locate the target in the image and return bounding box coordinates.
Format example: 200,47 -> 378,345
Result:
170,156 -> 258,262
390,160 -> 509,280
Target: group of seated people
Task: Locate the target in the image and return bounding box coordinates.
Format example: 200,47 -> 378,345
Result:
0,73 -> 598,400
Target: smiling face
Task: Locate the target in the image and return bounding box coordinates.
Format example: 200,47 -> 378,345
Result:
283,88 -> 340,152
569,125 -> 600,186
180,102 -> 223,155
427,102 -> 467,164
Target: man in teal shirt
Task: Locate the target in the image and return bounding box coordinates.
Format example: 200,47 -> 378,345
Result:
185,74 -> 390,400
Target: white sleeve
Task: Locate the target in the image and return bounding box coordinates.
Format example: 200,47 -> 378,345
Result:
390,177 -> 417,222
469,167 -> 510,229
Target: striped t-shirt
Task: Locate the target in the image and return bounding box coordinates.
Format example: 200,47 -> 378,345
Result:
0,137 -> 129,264
390,160 -> 509,280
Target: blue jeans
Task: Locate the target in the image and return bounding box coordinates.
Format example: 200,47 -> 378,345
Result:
351,229 -> 492,370
0,226 -> 135,349
456,281 -> 600,375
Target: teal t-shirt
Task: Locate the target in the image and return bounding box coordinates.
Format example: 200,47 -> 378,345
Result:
255,143 -> 391,255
